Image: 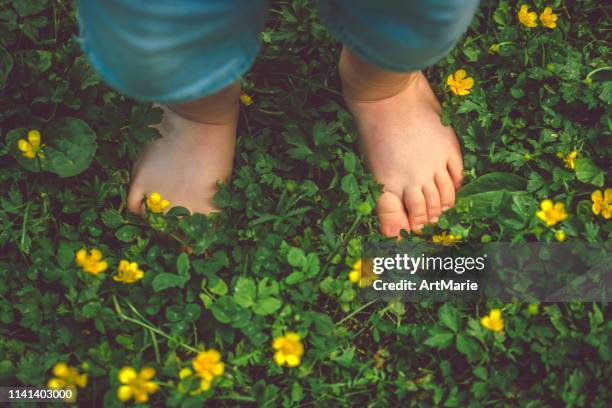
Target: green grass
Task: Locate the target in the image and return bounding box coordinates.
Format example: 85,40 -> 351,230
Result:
0,0 -> 610,406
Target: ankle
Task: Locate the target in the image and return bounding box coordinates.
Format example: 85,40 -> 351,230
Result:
166,81 -> 240,125
339,47 -> 418,102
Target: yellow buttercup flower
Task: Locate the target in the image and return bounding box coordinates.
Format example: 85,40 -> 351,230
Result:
113,259 -> 144,283
348,259 -> 376,288
146,192 -> 170,213
518,5 -> 538,28
240,92 -> 254,106
17,129 -> 45,159
481,309 -> 504,332
75,248 -> 108,275
447,69 -> 474,96
272,332 -> 304,367
554,229 -> 566,242
192,349 -> 225,392
539,7 -> 558,29
564,150 -> 577,169
591,189 -> 612,219
48,362 -> 87,402
432,232 -> 462,245
117,366 -> 159,403
536,199 -> 568,227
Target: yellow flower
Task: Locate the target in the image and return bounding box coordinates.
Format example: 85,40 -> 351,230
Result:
518,5 -> 538,28
240,92 -> 254,106
554,229 -> 566,242
117,366 -> 159,403
348,259 -> 376,288
192,349 -> 225,392
272,332 -> 304,367
113,259 -> 144,283
146,192 -> 170,213
564,150 -> 577,169
480,309 -> 504,332
432,232 -> 462,245
17,129 -> 45,159
178,367 -> 193,379
539,7 -> 558,29
48,362 -> 87,402
447,69 -> 474,96
536,199 -> 568,227
591,189 -> 612,219
75,248 -> 108,275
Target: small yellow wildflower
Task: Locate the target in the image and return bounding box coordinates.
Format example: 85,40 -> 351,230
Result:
480,309 -> 504,332
564,150 -> 577,169
539,7 -> 558,29
591,189 -> 612,219
48,362 -> 87,401
146,192 -> 170,213
178,367 -> 193,379
75,248 -> 108,275
192,349 -> 225,392
272,332 -> 304,367
240,92 -> 254,106
432,232 -> 462,245
113,259 -> 144,283
554,229 -> 566,242
17,129 -> 45,159
518,4 -> 538,28
117,366 -> 159,403
348,259 -> 376,288
447,69 -> 474,96
536,199 -> 568,227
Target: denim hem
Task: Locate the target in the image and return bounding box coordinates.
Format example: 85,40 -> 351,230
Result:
317,0 -> 456,73
75,9 -> 260,104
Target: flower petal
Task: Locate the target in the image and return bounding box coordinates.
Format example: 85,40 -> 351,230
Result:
118,367 -> 137,384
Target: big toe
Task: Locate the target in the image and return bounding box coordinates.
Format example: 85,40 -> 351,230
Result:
377,191 -> 410,237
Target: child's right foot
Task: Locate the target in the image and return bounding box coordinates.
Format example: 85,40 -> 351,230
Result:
127,106 -> 237,215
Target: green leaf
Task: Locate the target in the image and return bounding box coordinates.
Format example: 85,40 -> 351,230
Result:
114,225 -> 140,243
424,331 -> 454,349
151,273 -> 188,292
0,46 -> 13,89
176,253 -> 190,276
233,277 -> 257,308
575,158 -> 605,187
210,296 -> 240,324
458,172 -> 526,197
456,333 -> 481,363
57,241 -> 74,269
11,0 -> 47,16
287,247 -> 306,268
438,303 -> 461,332
253,297 -> 282,316
341,174 -> 359,198
43,118 -> 97,177
101,209 -> 124,228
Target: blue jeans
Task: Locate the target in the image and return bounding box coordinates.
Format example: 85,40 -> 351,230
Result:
76,0 -> 479,103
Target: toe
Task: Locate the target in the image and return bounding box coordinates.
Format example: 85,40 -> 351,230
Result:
376,191 -> 411,237
435,171 -> 456,211
403,187 -> 429,232
422,183 -> 442,223
447,154 -> 464,189
127,184 -> 146,216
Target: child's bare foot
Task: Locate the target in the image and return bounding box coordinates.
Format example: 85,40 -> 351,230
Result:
127,105 -> 237,216
342,65 -> 464,237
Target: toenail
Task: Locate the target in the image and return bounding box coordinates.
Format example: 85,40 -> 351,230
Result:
414,224 -> 424,230
442,206 -> 450,211
430,217 -> 439,223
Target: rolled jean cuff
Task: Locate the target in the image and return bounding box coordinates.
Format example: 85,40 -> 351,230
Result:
75,0 -> 268,103
318,0 -> 479,72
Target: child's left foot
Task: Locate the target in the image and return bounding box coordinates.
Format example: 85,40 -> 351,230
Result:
343,71 -> 464,237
